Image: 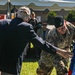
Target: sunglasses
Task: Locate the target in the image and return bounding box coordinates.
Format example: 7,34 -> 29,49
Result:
42,24 -> 47,26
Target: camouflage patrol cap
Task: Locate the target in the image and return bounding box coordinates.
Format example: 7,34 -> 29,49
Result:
54,16 -> 64,28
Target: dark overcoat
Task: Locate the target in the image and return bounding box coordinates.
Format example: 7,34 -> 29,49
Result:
0,17 -> 56,74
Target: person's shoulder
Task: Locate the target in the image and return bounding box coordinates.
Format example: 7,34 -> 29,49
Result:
67,21 -> 74,27
49,27 -> 56,32
46,28 -> 50,31
48,27 -> 56,36
37,28 -> 42,31
28,18 -> 33,22
0,19 -> 11,22
66,21 -> 75,29
19,22 -> 34,29
20,22 -> 31,26
35,18 -> 37,21
0,19 -> 11,26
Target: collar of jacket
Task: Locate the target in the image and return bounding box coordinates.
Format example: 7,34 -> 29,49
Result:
16,17 -> 23,22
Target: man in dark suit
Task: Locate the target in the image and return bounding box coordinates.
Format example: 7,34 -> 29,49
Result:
0,6 -> 72,75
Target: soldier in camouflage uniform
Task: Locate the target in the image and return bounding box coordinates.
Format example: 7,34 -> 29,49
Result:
36,16 -> 75,75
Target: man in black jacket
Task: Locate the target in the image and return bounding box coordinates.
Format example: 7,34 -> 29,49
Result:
0,6 -> 72,75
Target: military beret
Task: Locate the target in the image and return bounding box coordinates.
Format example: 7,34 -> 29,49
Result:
54,16 -> 64,28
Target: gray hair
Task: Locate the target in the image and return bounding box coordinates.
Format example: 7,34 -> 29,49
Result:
17,6 -> 31,21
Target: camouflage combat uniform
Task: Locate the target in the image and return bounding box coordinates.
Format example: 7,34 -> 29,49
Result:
36,22 -> 75,75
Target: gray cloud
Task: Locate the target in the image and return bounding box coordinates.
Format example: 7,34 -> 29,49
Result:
40,0 -> 75,2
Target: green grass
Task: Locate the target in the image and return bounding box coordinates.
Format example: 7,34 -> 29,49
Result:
20,58 -> 56,75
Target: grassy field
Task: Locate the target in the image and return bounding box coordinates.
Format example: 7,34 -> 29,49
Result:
20,58 -> 56,75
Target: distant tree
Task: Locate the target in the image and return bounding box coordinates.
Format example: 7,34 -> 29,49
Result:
66,10 -> 75,22
47,11 -> 57,25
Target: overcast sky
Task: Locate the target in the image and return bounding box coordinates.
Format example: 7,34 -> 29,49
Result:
39,0 -> 75,3
37,0 -> 75,7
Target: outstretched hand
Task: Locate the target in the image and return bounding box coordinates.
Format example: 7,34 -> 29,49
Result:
50,44 -> 73,58
56,49 -> 73,59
